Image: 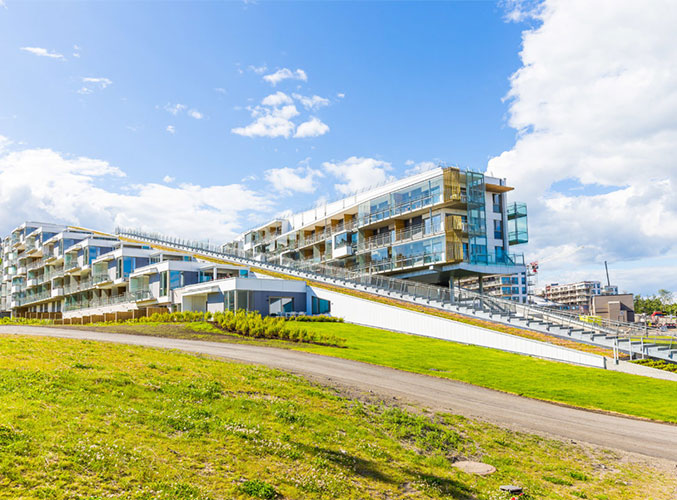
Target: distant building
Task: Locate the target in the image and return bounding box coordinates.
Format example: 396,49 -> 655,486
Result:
458,270 -> 528,303
591,294 -> 635,323
542,280 -> 622,313
542,281 -> 602,312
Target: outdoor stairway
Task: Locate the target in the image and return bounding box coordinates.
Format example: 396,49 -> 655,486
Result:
117,228 -> 677,364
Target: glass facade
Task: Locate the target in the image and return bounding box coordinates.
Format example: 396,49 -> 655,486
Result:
392,235 -> 445,268
358,175 -> 444,226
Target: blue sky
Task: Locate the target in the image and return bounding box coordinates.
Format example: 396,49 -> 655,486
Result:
0,1 -> 524,190
1,0 -> 676,296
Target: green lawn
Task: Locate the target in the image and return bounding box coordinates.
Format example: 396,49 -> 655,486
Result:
283,323 -> 677,423
48,320 -> 677,424
0,335 -> 674,500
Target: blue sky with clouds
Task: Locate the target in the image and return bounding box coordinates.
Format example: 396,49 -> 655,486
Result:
0,1 -> 524,188
1,0 -> 676,296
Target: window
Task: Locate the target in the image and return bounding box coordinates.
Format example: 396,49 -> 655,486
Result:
159,271 -> 168,296
224,290 -> 235,312
492,193 -> 502,213
269,297 -> 294,315
236,290 -> 250,311
312,296 -> 331,315
169,271 -> 182,289
493,219 -> 503,240
495,246 -> 504,261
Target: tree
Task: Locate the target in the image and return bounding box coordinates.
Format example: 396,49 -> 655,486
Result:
658,289 -> 674,305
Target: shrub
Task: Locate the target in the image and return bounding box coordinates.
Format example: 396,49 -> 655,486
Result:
240,479 -> 278,499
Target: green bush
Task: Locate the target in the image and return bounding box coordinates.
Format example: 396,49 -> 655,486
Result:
212,310 -> 344,347
633,358 -> 677,373
240,479 -> 278,499
0,317 -> 53,326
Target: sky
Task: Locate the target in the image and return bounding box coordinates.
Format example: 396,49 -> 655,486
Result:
0,0 -> 675,296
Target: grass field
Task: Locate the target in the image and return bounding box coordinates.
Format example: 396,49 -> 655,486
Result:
0,335 -> 674,500
56,321 -> 677,423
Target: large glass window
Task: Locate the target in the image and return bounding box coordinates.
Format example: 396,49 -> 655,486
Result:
169,271 -> 182,289
236,290 -> 250,311
311,296 -> 331,315
269,297 -> 294,315
392,236 -> 444,268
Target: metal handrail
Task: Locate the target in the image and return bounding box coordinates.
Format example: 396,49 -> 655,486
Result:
116,227 -> 662,342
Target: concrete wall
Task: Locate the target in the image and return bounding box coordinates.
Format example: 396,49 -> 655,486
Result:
309,287 -> 607,369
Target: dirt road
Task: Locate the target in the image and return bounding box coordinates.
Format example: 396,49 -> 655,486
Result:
2,325 -> 676,461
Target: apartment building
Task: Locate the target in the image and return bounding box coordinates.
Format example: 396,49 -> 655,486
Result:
1,222 -> 316,319
227,166 -> 529,287
459,270 -> 529,303
542,281 -> 604,312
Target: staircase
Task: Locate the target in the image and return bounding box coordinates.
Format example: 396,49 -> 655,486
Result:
117,228 -> 677,364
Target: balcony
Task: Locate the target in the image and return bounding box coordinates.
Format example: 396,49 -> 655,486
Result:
507,202 -> 528,245
51,287 -> 64,298
17,266 -> 27,275
94,273 -> 113,286
332,243 -> 355,259
26,278 -> 38,288
16,290 -> 52,307
64,291 -> 137,312
131,289 -> 154,302
63,277 -> 96,295
358,193 -> 443,228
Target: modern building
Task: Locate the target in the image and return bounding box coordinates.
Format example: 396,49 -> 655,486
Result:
458,270 -> 529,303
227,166 -> 529,288
541,280 -> 624,312
0,222 -> 322,320
591,293 -> 635,323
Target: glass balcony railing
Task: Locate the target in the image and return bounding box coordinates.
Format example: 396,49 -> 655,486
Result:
358,193 -> 443,227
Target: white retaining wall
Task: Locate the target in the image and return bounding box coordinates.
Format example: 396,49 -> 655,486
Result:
309,287 -> 607,369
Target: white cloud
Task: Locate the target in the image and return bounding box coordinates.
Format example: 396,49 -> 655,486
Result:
163,175 -> 175,183
77,77 -> 112,95
232,91 -> 300,139
404,161 -> 437,176
323,157 -> 393,195
188,109 -> 203,120
261,91 -> 293,107
265,165 -> 324,195
232,105 -> 298,139
248,65 -> 268,74
500,0 -> 543,22
292,93 -> 330,110
20,47 -> 65,60
166,125 -> 176,134
0,139 -> 272,241
489,0 -> 677,294
163,103 -> 187,115
294,117 -> 329,138
263,68 -> 307,86
214,87 -> 227,94
337,93 -> 345,99
72,44 -> 81,58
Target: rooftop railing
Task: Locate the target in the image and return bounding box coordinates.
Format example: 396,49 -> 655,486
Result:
116,227 -> 659,341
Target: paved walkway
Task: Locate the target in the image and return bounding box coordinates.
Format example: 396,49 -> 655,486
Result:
1,325 -> 676,461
